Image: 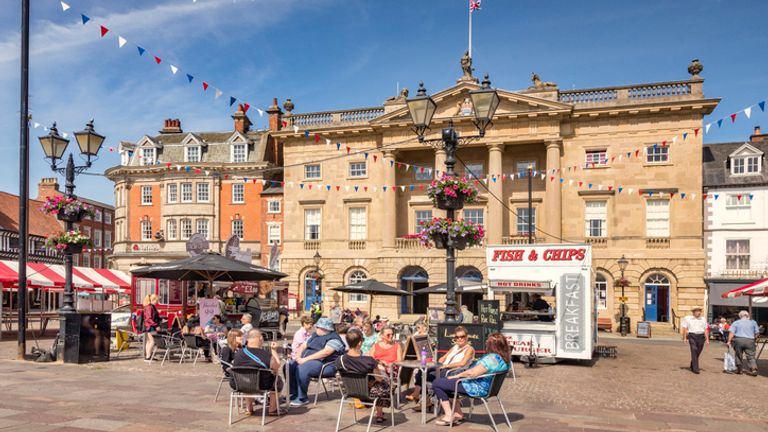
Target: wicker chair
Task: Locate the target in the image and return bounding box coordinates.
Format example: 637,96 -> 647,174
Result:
334,372 -> 395,432
449,371 -> 512,432
228,366 -> 281,427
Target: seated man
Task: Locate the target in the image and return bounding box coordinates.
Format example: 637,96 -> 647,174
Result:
233,329 -> 282,415
531,294 -> 553,322
288,317 -> 345,406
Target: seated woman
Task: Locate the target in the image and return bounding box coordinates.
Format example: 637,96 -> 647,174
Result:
360,320 -> 378,354
405,325 -> 475,410
220,329 -> 243,369
368,326 -> 402,377
335,329 -> 392,424
431,332 -> 511,426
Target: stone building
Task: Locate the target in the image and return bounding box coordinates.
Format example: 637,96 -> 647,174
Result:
105,105 -> 282,273
704,126 -> 768,322
273,60 -> 718,331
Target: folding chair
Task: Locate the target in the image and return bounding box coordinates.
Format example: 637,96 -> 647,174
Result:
228,366 -> 282,427
334,372 -> 395,432
449,372 -> 512,432
311,362 -> 339,405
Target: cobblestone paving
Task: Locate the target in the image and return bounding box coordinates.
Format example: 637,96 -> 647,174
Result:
0,336 -> 765,431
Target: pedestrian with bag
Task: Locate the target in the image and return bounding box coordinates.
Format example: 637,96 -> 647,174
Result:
142,294 -> 161,362
727,310 -> 760,376
681,306 -> 709,374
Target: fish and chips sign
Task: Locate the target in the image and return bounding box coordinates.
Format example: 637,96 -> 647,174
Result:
486,244 -> 594,361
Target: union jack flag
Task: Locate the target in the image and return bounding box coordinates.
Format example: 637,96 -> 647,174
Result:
470,0 -> 481,11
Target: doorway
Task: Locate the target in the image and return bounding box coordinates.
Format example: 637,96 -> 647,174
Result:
644,274 -> 671,322
304,272 -> 323,311
400,267 -> 429,314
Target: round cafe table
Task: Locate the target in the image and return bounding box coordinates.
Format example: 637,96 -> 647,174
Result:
395,360 -> 437,424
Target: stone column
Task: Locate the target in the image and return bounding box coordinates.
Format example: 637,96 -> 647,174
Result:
382,150 -> 397,249
545,140 -> 562,242
487,144 -> 504,244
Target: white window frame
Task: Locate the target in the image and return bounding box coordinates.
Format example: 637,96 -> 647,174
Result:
515,160 -> 537,175
141,186 -> 152,205
185,146 -> 201,163
167,183 -> 178,203
268,223 -> 281,245
726,239 -> 750,270
181,183 -> 193,203
94,210 -> 102,223
349,207 -> 367,240
731,155 -> 761,175
104,231 -> 112,248
464,162 -> 484,180
347,270 -> 369,303
94,255 -> 102,268
231,143 -> 247,163
267,200 -> 281,214
585,200 -> 607,238
304,209 -> 321,240
197,183 -> 210,203
232,219 -> 244,240
140,220 -> 152,241
645,199 -> 670,238
93,230 -> 102,248
348,161 -> 367,178
180,219 -> 193,240
82,254 -> 90,267
646,145 -> 670,164
595,273 -> 608,310
585,150 -> 608,167
104,213 -> 112,225
415,210 -> 433,233
725,194 -> 751,222
166,220 -> 177,241
196,219 -> 209,240
304,164 -> 321,180
516,207 -> 536,235
141,147 -> 156,166
232,184 -> 245,204
463,208 -> 484,228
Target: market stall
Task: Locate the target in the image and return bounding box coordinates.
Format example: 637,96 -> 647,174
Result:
486,244 -> 595,362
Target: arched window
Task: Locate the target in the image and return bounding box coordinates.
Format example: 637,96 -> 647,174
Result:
644,273 -> 671,322
458,268 -> 483,281
347,270 -> 368,303
645,274 -> 670,286
595,273 -> 608,310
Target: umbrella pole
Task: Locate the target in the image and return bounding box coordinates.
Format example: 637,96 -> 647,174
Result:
369,294 -> 373,318
749,295 -> 753,317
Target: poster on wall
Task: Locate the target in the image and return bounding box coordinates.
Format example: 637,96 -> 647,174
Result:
198,298 -> 219,327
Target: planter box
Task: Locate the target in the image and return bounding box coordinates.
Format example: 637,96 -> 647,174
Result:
432,235 -> 469,250
435,195 -> 465,210
63,244 -> 84,254
57,210 -> 85,224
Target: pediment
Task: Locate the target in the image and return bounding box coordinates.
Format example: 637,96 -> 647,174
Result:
181,133 -> 206,148
729,143 -> 763,158
226,131 -> 250,145
136,135 -> 160,148
372,81 -> 571,126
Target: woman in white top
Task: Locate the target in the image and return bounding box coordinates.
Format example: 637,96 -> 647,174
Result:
406,325 -> 475,407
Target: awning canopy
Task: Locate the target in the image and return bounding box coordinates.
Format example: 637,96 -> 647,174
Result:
414,278 -> 486,294
0,260 -> 131,294
720,278 -> 768,299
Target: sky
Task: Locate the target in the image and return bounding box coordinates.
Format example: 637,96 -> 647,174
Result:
1,0 -> 767,204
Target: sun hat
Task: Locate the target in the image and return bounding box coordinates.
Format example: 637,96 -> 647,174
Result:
315,317 -> 335,332
691,306 -> 703,311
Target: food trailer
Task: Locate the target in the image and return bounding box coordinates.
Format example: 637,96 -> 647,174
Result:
486,244 -> 595,362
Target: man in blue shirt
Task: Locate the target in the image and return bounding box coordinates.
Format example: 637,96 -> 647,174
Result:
287,317 -> 345,406
727,310 -> 760,376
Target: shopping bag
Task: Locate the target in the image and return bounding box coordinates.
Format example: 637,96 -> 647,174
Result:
723,349 -> 737,372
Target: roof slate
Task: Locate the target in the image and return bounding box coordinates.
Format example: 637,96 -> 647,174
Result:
127,130 -> 268,166
703,141 -> 768,188
0,192 -> 63,237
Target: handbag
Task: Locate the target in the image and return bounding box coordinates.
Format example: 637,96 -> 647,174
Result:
723,348 -> 737,372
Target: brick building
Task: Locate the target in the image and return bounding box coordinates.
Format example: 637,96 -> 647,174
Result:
36,178 -> 115,268
0,191 -> 62,265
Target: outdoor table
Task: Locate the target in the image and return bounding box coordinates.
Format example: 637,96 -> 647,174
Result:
396,360 -> 436,425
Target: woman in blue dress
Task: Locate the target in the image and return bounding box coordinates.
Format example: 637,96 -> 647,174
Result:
431,332 -> 511,426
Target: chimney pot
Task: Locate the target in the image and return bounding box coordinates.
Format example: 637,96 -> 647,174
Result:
160,118 -> 182,134
755,126 -> 761,135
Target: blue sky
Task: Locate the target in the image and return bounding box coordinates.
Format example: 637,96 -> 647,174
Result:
1,0 -> 767,203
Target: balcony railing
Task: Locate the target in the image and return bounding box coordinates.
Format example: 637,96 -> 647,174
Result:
585,237 -> 608,248
348,240 -> 367,250
558,80 -> 699,107
396,237 -> 424,250
502,236 -> 541,245
286,107 -> 385,130
646,237 -> 670,249
303,240 -> 321,250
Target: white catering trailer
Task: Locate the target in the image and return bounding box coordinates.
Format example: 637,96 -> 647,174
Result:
486,244 -> 595,362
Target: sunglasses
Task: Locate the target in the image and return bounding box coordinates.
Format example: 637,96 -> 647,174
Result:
454,335 -> 467,340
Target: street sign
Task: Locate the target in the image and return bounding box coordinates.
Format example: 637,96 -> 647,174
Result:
618,296 -> 629,303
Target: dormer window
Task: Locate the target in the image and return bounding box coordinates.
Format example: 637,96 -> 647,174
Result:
232,143 -> 247,163
141,147 -> 156,166
185,146 -> 201,163
732,155 -> 760,175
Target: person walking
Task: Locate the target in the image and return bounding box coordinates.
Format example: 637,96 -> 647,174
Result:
727,310 -> 760,376
681,306 -> 709,374
142,294 -> 160,362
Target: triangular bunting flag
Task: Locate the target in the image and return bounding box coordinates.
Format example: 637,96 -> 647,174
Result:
694,128 -> 700,136
257,109 -> 264,117
346,146 -> 351,154
325,138 -> 331,146
215,89 -> 223,99
336,186 -> 340,191
336,143 -> 341,151
714,194 -> 719,200
293,126 -> 299,133
170,65 -> 178,75
364,153 -> 369,160
354,186 -> 359,192
717,119 -> 723,128
745,107 -> 752,119
229,96 -> 236,106
364,186 -> 368,192
749,194 -> 754,200
314,134 -> 320,143
300,184 -> 304,189
61,1 -> 70,11
618,187 -> 623,193
383,186 -> 388,192
681,193 -> 686,199
304,130 -> 309,138
242,103 -> 250,113
118,36 -> 127,48
730,113 -> 737,123
154,56 -> 162,64
100,26 -> 109,37
759,101 -> 766,112
81,14 -> 90,25
202,81 -> 209,91
373,155 -> 378,163
186,74 -> 194,83
705,123 -> 711,134
683,132 -> 688,141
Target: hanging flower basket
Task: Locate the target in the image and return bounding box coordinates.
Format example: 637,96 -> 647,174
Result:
41,196 -> 95,223
427,175 -> 478,210
417,218 -> 485,250
45,230 -> 92,254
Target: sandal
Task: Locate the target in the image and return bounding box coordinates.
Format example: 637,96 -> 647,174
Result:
375,416 -> 385,423
414,402 -> 433,412
435,419 -> 454,426
405,393 -> 419,402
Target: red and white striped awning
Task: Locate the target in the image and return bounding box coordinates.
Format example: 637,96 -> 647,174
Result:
720,278 -> 768,298
0,260 -> 131,294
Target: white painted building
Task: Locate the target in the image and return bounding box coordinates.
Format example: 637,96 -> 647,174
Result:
704,126 -> 768,322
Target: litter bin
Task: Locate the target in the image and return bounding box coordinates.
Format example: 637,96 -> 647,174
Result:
62,312 -> 111,364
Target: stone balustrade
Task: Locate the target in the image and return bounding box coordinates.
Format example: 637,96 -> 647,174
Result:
502,236 -> 540,245
646,237 -> 670,249
558,80 -> 701,106
303,240 -> 321,250
348,240 -> 367,250
585,237 -> 608,248
395,237 -> 424,250
286,107 -> 385,129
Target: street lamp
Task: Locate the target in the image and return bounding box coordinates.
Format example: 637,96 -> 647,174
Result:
617,255 -> 630,336
39,120 -> 106,314
406,75 -> 500,322
313,250 -> 322,268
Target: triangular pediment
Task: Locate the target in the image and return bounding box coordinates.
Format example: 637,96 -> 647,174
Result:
181,133 -> 207,148
729,143 -> 763,158
136,135 -> 159,148
226,131 -> 250,145
372,81 -> 571,126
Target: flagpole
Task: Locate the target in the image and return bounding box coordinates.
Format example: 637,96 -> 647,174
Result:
468,7 -> 472,58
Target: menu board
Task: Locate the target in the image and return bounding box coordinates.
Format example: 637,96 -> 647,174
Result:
636,321 -> 652,338
478,300 -> 501,331
436,323 -> 486,358
404,334 -> 433,360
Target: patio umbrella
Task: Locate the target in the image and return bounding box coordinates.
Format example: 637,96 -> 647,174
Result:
331,279 -> 412,316
720,278 -> 768,316
413,278 -> 486,294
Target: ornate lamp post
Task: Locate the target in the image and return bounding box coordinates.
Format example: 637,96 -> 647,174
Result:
617,255 -> 630,336
406,75 -> 499,322
39,120 -> 105,313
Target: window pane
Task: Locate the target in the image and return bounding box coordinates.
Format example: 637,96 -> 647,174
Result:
268,224 -> 281,244
415,167 -> 432,181
646,145 -> 669,163
232,184 -> 244,203
349,207 -> 367,240
516,161 -> 537,175
305,209 -> 320,240
181,219 -> 192,239
517,208 -> 536,234
167,184 -> 177,203
167,220 -> 177,240
464,163 -> 484,179
415,210 -> 433,233
233,144 -> 246,163
463,209 -> 484,227
305,164 -> 321,179
186,146 -> 200,162
585,150 -> 607,166
268,200 -> 281,213
232,220 -> 243,240
141,186 -> 152,205
196,219 -> 209,239
141,221 -> 152,240
197,183 -> 209,202
645,200 -> 669,237
181,183 -> 193,202
585,201 -> 607,237
349,162 -> 367,177
348,271 -> 369,302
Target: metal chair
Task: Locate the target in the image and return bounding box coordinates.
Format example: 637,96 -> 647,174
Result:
214,358 -> 233,403
334,372 -> 395,432
311,362 -> 339,405
149,334 -> 184,366
449,371 -> 512,432
392,364 -> 415,408
180,334 -> 207,365
228,366 -> 282,427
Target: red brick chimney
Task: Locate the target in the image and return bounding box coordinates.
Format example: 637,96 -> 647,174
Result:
266,98 -> 283,132
751,125 -> 766,143
159,118 -> 182,134
232,104 -> 252,134
37,177 -> 61,200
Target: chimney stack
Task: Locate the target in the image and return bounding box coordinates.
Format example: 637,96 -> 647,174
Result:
160,118 -> 183,134
266,98 -> 283,132
37,177 -> 60,200
232,104 -> 252,134
751,125 -> 766,143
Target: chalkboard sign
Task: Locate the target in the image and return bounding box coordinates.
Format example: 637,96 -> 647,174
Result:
404,334 -> 433,361
478,300 -> 501,331
636,321 -> 652,338
436,323 -> 486,358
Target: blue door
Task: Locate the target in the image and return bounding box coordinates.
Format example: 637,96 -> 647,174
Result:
305,278 -> 322,311
645,285 -> 658,322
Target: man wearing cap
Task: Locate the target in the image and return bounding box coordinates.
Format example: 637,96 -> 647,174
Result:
287,317 -> 345,406
681,306 -> 709,374
727,310 -> 759,376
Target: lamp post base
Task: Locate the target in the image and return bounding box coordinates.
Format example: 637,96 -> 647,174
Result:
59,312 -> 111,364
620,316 -> 631,337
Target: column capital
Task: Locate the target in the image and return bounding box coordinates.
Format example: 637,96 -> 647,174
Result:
434,148 -> 446,155
382,149 -> 398,159
487,143 -> 505,152
545,139 -> 563,149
